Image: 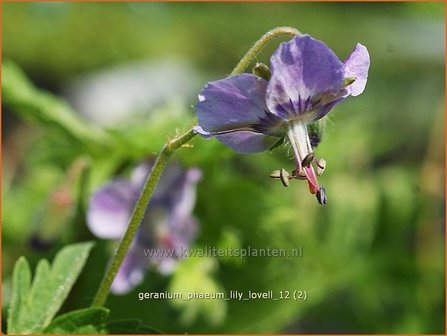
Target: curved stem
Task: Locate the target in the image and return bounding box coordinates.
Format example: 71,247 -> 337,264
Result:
91,26 -> 301,307
230,26 -> 302,76
91,129 -> 196,307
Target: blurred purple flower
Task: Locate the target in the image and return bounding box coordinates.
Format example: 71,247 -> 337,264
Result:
194,35 -> 369,203
87,162 -> 202,294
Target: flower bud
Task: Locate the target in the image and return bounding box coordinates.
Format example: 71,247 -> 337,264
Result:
252,63 -> 271,81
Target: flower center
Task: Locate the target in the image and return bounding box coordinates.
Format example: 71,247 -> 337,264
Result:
286,120 -> 320,194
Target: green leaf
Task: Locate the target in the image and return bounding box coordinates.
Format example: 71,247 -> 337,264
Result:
105,319 -> 163,334
7,257 -> 32,334
43,310 -> 164,334
1,60 -> 112,152
7,242 -> 94,334
43,307 -> 109,334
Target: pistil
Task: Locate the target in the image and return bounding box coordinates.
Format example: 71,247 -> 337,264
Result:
287,121 -> 320,194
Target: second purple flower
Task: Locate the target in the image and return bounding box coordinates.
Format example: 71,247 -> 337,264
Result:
87,162 -> 202,294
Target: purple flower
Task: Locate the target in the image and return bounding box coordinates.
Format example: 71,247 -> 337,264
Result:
194,35 -> 370,203
87,162 -> 202,294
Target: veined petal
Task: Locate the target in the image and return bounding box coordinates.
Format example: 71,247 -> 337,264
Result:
343,43 -> 370,96
169,216 -> 198,251
314,97 -> 345,121
169,168 -> 202,221
132,162 -> 189,206
215,130 -> 279,154
196,74 -> 270,132
87,180 -> 136,239
156,164 -> 189,203
267,35 -> 344,118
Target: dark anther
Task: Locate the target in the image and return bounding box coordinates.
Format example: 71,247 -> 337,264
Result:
316,186 -> 327,205
301,153 -> 315,167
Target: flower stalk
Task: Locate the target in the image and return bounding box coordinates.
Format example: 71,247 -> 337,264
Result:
91,129 -> 195,307
91,27 -> 301,307
230,26 -> 301,76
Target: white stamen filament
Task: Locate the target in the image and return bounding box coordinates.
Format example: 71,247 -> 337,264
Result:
286,120 -> 313,172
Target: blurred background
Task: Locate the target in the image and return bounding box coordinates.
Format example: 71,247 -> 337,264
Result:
2,2 -> 445,334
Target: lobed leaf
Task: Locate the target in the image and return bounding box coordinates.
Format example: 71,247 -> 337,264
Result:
7,257 -> 32,334
7,242 -> 94,334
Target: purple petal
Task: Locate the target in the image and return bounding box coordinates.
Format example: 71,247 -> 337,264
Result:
140,166 -> 201,276
111,242 -> 147,294
195,125 -> 278,154
267,35 -> 344,118
130,161 -> 153,189
154,166 -> 201,245
159,167 -> 200,246
155,164 -> 186,201
215,130 -> 279,154
87,180 -> 136,239
137,165 -> 201,240
343,43 -> 370,96
314,97 -> 345,120
131,162 -> 188,205
169,168 -> 201,221
153,216 -> 198,275
157,259 -> 178,275
196,74 -> 270,132
169,216 -> 198,250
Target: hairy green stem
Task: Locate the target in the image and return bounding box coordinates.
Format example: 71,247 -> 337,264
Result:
230,26 -> 301,76
91,26 -> 301,307
91,129 -> 196,307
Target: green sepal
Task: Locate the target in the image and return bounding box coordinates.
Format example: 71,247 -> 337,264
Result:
307,121 -> 324,148
268,136 -> 285,151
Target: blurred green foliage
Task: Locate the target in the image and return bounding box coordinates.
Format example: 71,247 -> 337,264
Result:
2,2 -> 445,334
